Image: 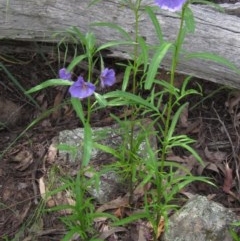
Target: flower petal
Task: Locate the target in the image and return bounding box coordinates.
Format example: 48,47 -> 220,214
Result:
100,68 -> 116,88
155,0 -> 187,12
59,68 -> 71,80
69,76 -> 96,99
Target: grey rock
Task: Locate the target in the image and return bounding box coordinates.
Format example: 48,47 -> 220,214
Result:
163,195 -> 239,241
58,125 -> 122,163
58,119 -> 156,203
89,171 -> 125,204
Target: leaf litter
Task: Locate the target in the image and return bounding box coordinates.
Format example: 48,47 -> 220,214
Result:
1,53 -> 240,240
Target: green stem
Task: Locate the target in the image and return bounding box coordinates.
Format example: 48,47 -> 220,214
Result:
132,0 -> 141,95
154,5 -> 187,241
161,4 -> 186,177
86,54 -> 93,124
127,0 -> 142,205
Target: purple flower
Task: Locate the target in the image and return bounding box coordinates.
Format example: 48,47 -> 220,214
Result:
59,68 -> 72,80
100,68 -> 116,88
69,76 -> 96,99
155,0 -> 187,12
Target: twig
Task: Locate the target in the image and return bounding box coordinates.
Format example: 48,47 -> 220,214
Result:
212,103 -> 240,191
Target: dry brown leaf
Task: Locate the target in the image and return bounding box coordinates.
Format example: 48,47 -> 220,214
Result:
225,91 -> 240,114
62,104 -> 74,118
126,221 -> 151,241
46,189 -> 75,215
0,97 -> 23,127
39,177 -> 46,199
167,154 -> 186,163
204,146 -> 227,163
137,223 -> 148,241
147,217 -> 165,239
182,118 -> 202,135
206,194 -> 217,200
197,162 -> 219,175
114,207 -> 125,219
132,182 -> 151,203
45,137 -> 58,164
97,196 -> 129,213
36,94 -> 48,112
11,150 -> 33,171
36,94 -> 45,105
157,216 -> 165,238
51,91 -> 65,121
167,154 -> 197,174
179,102 -> 189,128
179,191 -> 196,199
41,119 -> 52,128
98,227 -> 126,240
223,163 -> 233,193
205,163 -> 220,173
46,198 -> 56,208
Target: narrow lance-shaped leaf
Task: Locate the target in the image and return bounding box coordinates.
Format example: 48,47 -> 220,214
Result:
122,65 -> 132,91
145,6 -> 163,44
144,42 -> 172,90
96,40 -> 135,52
91,22 -> 131,41
185,52 -> 240,75
67,54 -> 87,72
70,97 -> 85,124
0,63 -> 39,107
184,6 -> 195,33
168,103 -> 189,139
25,79 -> 72,94
103,90 -> 159,113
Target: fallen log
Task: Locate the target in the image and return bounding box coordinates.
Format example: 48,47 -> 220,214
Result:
0,1 -> 240,88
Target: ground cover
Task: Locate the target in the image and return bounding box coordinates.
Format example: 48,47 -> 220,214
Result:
0,0 -> 240,240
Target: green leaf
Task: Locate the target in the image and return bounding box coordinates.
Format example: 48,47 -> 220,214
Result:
191,0 -> 224,12
138,36 -> 149,73
168,176 -> 212,200
231,221 -> 240,227
93,142 -> 120,159
154,79 -> 180,97
181,143 -> 203,165
96,40 -> 135,52
25,79 -> 72,94
85,32 -> 96,53
144,42 -> 172,90
67,54 -> 88,72
145,6 -> 163,43
67,26 -> 86,44
71,97 -> 85,124
168,103 -> 188,138
103,90 -> 159,113
113,212 -> 148,226
122,65 -> 132,91
185,52 -> 240,75
0,63 -> 40,108
88,0 -> 102,7
184,6 -> 195,33
91,22 -> 131,41
94,92 -> 108,107
57,144 -> 78,160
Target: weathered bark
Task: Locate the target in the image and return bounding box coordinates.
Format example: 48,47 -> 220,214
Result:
0,1 -> 240,88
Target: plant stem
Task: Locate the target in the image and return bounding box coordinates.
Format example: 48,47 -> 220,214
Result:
127,0 -> 142,205
154,5 -> 187,241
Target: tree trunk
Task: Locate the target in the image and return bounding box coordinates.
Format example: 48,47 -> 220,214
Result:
0,0 -> 240,88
